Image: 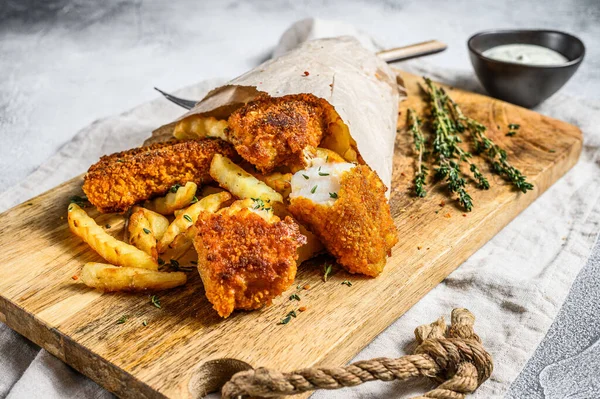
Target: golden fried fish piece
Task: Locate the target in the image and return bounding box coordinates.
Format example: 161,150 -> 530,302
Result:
194,199 -> 306,318
288,163 -> 398,276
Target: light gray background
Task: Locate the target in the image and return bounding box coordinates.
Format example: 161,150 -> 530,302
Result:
1,0 -> 599,398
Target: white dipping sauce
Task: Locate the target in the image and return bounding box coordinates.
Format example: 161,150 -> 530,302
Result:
483,44 -> 569,66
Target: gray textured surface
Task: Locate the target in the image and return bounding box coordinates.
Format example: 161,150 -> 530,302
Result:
1,1 -> 600,398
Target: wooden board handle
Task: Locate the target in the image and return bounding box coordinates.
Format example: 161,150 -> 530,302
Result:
377,40 -> 447,63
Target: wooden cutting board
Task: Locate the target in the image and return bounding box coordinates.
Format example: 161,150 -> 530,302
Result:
0,72 -> 582,399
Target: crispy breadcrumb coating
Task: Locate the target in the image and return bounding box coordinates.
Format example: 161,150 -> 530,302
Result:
288,165 -> 398,276
194,199 -> 306,318
226,94 -> 335,173
83,139 -> 236,213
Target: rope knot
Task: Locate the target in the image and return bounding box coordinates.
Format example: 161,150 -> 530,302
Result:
221,308 -> 493,398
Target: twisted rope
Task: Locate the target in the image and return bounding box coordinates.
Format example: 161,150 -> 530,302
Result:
221,308 -> 492,398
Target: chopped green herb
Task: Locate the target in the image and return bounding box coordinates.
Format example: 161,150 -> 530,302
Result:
158,258 -> 165,265
116,315 -> 128,324
302,174 -> 309,180
311,185 -> 318,194
190,196 -> 199,204
183,214 -> 193,223
323,263 -> 333,282
251,197 -> 269,210
105,224 -> 111,229
341,280 -> 353,287
150,295 -> 161,309
318,171 -> 330,176
278,310 -> 298,325
142,320 -> 148,327
170,184 -> 182,193
506,131 -> 517,137
329,192 -> 338,199
289,293 -> 301,301
170,259 -> 179,268
191,260 -> 198,265
508,123 -> 520,130
116,159 -> 124,163
549,149 -> 556,153
69,195 -> 88,207
143,228 -> 151,234
296,284 -> 302,290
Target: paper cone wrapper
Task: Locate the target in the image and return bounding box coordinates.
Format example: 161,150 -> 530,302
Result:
149,36 -> 406,189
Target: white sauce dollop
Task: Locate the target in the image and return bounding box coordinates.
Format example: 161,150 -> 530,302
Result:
483,44 -> 568,66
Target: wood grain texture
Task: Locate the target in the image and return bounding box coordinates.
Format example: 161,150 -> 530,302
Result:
0,72 -> 582,398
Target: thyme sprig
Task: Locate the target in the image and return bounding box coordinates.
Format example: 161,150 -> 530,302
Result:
446,95 -> 533,193
407,109 -> 428,197
423,77 -> 490,211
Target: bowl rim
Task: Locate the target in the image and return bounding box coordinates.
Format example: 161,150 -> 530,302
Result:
467,29 -> 586,69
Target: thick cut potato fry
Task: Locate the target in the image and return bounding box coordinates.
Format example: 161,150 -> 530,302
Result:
68,204 -> 158,270
173,116 -> 228,141
210,154 -> 283,203
128,210 -> 158,259
314,147 -> 346,163
80,262 -> 186,291
144,182 -> 197,215
157,191 -> 231,253
254,172 -> 292,198
131,206 -> 169,240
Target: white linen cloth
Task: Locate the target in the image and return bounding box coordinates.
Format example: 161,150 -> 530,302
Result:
1,19 -> 599,399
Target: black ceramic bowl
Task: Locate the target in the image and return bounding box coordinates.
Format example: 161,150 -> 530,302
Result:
468,30 -> 585,108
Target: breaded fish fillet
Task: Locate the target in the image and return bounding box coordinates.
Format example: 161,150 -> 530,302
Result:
227,94 -> 334,173
288,163 -> 398,276
194,199 -> 306,318
83,139 -> 236,213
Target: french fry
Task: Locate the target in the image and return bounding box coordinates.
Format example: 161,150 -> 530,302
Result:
80,262 -> 186,291
210,154 -> 283,203
132,206 -> 169,240
174,186 -> 225,217
144,182 -> 197,215
315,147 -> 346,163
173,115 -> 228,141
157,191 -> 231,253
68,203 -> 158,270
272,203 -> 325,264
128,210 -> 158,259
254,172 -> 292,198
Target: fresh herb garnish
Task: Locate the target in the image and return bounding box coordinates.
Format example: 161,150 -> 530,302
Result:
323,263 -> 333,282
150,295 -> 161,309
116,315 -> 129,324
190,196 -> 198,204
142,320 -> 148,327
69,195 -> 88,207
302,174 -> 309,180
183,214 -> 193,223
329,192 -> 338,199
278,310 -> 298,325
506,131 -> 517,137
105,224 -> 111,229
170,184 -> 182,193
289,293 -> 301,301
508,123 -> 520,130
549,149 -> 556,153
143,228 -> 151,234
444,89 -> 533,194
341,280 -> 353,287
158,258 -> 165,265
407,108 -> 429,198
318,171 -> 330,176
311,185 -> 318,194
